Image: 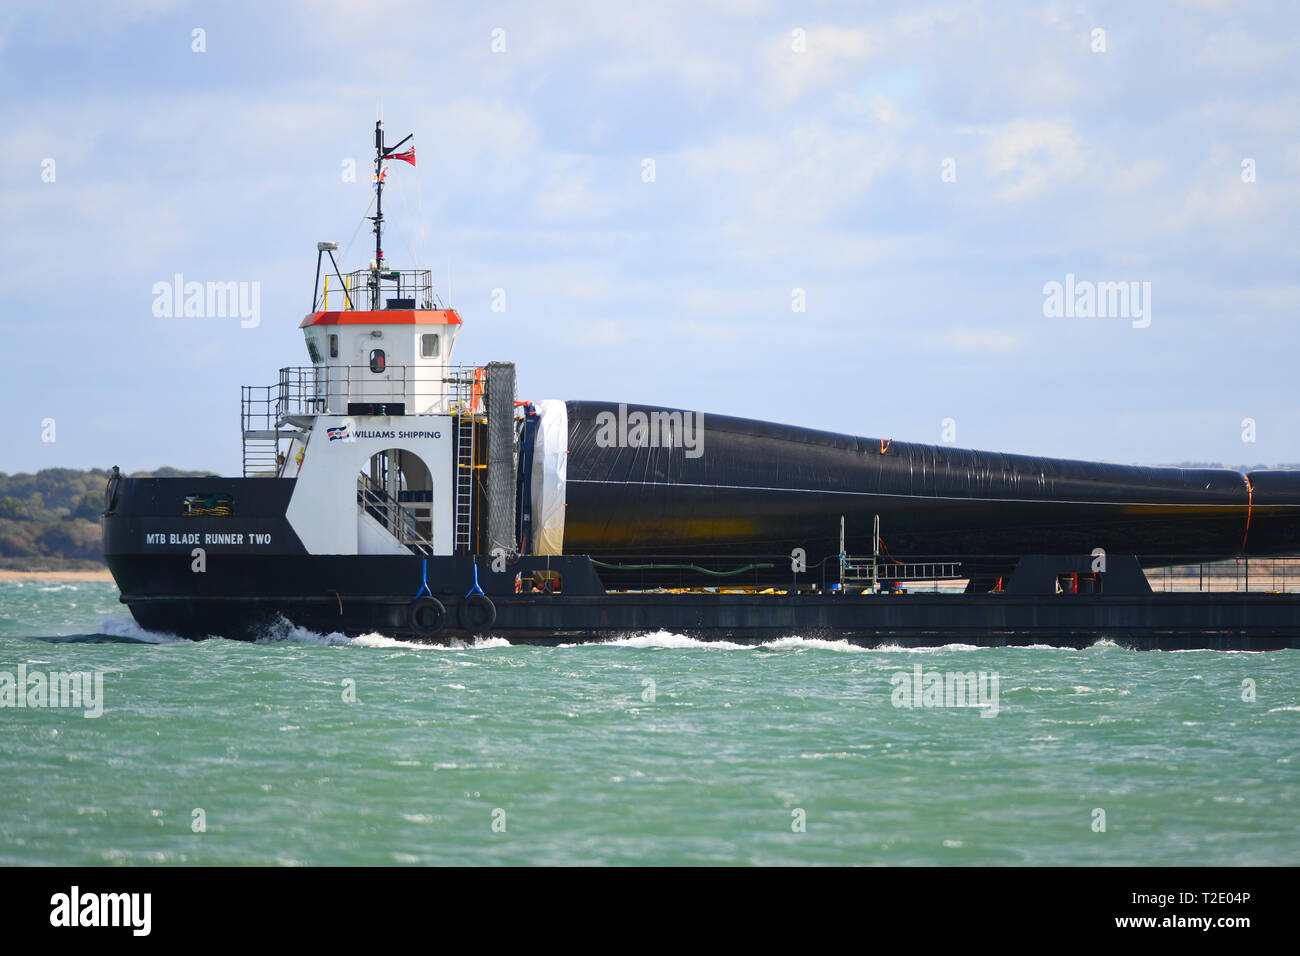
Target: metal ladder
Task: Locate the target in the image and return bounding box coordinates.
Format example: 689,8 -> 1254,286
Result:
454,411 -> 475,552
242,432 -> 281,478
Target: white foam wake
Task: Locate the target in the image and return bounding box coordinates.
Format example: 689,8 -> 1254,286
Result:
761,636 -> 870,652
561,632 -> 997,652
95,617 -> 187,644
86,615 -> 1139,654
254,617 -> 511,650
561,630 -> 749,650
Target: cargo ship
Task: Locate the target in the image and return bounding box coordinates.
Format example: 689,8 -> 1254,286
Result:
101,122 -> 1300,649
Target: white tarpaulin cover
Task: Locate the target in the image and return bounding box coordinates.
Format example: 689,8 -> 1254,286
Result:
530,399 -> 568,555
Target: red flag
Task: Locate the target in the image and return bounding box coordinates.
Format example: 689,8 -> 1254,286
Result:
388,147 -> 416,166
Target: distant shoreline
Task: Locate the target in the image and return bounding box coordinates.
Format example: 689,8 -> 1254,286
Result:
0,569 -> 114,582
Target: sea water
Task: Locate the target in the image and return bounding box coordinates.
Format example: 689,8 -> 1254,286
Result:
0,580 -> 1296,865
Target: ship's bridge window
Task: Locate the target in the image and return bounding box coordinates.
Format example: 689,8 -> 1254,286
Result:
421,333 -> 440,358
329,334 -> 338,358
369,349 -> 386,373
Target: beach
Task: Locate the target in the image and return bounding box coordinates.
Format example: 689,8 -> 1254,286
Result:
0,569 -> 114,582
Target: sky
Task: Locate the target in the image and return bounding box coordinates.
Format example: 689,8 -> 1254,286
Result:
1,0 -> 1297,475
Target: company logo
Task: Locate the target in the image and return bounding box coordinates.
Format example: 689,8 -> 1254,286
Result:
354,429 -> 442,439
327,425 -> 349,442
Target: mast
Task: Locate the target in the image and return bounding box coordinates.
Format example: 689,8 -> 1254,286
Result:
371,120 -> 384,310
368,119 -> 414,310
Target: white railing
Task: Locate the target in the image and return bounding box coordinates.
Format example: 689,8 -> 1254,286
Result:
242,364 -> 482,429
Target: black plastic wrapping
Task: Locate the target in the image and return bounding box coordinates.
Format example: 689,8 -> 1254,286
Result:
559,401 -> 1300,570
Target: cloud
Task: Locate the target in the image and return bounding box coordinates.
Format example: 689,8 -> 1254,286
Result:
680,120 -> 898,226
920,328 -> 1025,355
3,1 -> 1300,472
968,118 -> 1090,201
533,158 -> 624,224
570,318 -> 629,348
766,26 -> 880,103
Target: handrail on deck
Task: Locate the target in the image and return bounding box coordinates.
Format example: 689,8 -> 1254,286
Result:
241,363 -> 481,431
589,552 -> 1300,595
357,472 -> 433,556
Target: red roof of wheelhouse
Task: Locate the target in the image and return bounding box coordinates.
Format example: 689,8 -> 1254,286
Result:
300,309 -> 464,328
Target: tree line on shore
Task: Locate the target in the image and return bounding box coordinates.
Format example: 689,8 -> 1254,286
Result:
0,467 -> 208,570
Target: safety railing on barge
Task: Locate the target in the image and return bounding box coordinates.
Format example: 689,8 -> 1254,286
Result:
588,553 -> 973,593
1147,557 -> 1300,594
589,553 -> 1300,595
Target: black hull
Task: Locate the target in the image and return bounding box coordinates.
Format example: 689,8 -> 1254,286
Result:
104,542 -> 1300,649
117,582 -> 1300,650
102,477 -> 1300,650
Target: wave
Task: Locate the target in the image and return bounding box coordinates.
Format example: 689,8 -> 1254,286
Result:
561,633 -> 1008,652
761,636 -> 870,652
560,630 -> 750,650
33,617 -> 1182,654
254,617 -> 510,650
36,617 -> 188,644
